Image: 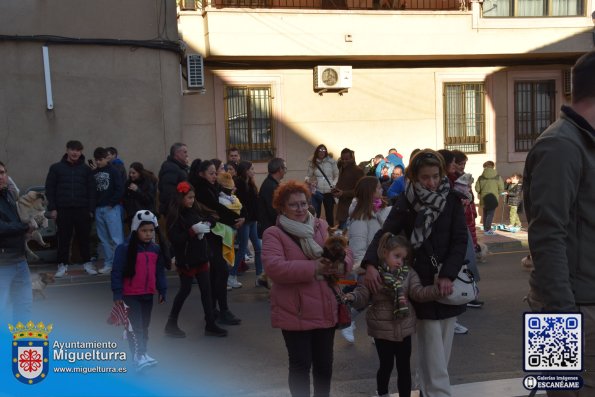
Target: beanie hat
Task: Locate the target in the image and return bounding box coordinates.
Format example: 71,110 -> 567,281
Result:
217,172 -> 235,190
131,210 -> 158,232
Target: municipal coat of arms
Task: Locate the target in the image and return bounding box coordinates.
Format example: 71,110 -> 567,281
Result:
9,321 -> 53,385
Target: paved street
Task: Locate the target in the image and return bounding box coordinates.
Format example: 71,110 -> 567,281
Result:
14,241 -> 542,397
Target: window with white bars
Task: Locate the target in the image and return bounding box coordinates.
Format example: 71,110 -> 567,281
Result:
224,86 -> 275,162
443,82 -> 486,154
514,80 -> 555,152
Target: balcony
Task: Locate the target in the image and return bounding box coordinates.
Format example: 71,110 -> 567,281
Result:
179,0 -> 463,11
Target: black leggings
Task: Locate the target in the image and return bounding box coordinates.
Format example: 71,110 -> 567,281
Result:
373,336 -> 412,397
169,270 -> 215,325
206,234 -> 230,312
282,327 -> 335,397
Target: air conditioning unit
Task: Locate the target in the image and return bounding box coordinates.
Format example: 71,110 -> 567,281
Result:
187,54 -> 204,89
313,66 -> 352,90
562,68 -> 571,97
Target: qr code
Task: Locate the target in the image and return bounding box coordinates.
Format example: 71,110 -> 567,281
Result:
524,313 -> 582,371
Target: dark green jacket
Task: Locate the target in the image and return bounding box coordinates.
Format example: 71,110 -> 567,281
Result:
475,168 -> 504,210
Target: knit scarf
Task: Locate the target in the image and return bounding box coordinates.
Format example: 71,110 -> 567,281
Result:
405,178 -> 450,249
379,262 -> 410,319
278,212 -> 324,259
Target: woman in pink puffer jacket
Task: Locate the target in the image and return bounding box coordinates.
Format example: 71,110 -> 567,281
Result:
262,181 -> 353,397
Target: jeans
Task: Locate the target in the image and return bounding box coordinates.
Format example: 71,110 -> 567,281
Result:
169,270 -> 215,325
374,336 -> 412,397
123,294 -> 153,357
231,221 -> 263,277
282,327 -> 335,397
482,208 -> 495,232
56,207 -> 91,264
95,206 -> 124,268
0,260 -> 32,325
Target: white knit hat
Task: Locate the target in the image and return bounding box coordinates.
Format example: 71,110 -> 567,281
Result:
131,210 -> 158,232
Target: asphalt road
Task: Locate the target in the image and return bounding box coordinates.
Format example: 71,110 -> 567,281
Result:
27,248 -> 532,397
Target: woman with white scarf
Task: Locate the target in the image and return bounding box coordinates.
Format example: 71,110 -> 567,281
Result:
361,149 -> 468,397
262,180 -> 353,397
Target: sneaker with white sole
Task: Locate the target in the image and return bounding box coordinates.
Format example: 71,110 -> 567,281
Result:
340,322 -> 355,343
454,322 -> 469,334
55,263 -> 68,278
144,353 -> 158,366
83,262 -> 98,275
135,354 -> 152,371
98,266 -> 112,275
227,275 -> 242,289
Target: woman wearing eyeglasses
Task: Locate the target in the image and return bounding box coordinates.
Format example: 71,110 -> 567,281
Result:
306,144 -> 339,227
361,149 -> 468,397
262,180 -> 353,397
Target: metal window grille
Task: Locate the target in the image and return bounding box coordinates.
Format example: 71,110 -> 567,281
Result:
443,83 -> 486,154
224,86 -> 275,162
514,80 -> 555,152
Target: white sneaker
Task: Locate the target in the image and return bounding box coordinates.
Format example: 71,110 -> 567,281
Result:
341,322 -> 355,343
98,266 -> 112,275
454,322 -> 469,334
227,275 -> 242,289
144,353 -> 158,366
83,262 -> 98,275
135,354 -> 152,371
55,263 -> 68,278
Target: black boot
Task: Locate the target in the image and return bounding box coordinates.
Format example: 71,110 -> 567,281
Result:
205,323 -> 228,337
217,310 -> 241,325
164,318 -> 186,338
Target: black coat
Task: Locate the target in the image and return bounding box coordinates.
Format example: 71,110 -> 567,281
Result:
362,192 -> 468,320
234,177 -> 258,223
45,154 -> 95,211
0,189 -> 27,259
123,177 -> 157,221
257,174 -> 279,238
157,156 -> 188,215
168,208 -> 214,268
190,176 -> 240,227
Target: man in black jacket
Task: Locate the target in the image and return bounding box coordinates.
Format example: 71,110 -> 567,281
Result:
0,161 -> 34,323
158,142 -> 189,216
45,140 -> 96,277
257,157 -> 286,238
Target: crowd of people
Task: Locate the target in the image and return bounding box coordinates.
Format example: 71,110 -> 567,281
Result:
4,50 -> 595,397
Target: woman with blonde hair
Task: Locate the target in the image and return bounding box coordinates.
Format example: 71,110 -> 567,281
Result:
362,149 -> 468,397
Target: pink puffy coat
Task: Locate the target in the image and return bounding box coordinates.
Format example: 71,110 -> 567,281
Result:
262,218 -> 353,331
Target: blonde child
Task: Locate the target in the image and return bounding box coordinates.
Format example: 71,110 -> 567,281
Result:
345,233 -> 441,397
111,210 -> 167,371
217,172 -> 242,215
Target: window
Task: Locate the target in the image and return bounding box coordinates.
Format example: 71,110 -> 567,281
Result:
224,86 -> 275,162
482,0 -> 583,17
514,80 -> 555,152
443,82 -> 486,154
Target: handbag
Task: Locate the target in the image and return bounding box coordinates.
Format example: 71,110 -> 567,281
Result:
423,240 -> 478,306
327,283 -> 352,329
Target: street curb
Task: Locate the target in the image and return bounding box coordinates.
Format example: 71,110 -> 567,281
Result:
484,240 -> 528,253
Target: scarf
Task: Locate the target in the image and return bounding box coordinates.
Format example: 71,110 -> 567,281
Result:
405,178 -> 450,249
278,212 -> 324,259
379,261 -> 410,319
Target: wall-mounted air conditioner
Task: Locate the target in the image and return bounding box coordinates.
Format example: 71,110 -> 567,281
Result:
313,66 -> 352,90
187,54 -> 204,89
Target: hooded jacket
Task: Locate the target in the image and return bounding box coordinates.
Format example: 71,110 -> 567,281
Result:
475,168 -> 504,210
524,106 -> 595,311
45,154 -> 95,211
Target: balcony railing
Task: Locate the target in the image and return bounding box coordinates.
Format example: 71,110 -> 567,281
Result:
180,0 -> 462,11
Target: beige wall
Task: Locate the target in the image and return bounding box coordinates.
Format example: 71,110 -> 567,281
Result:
0,1 -> 182,189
